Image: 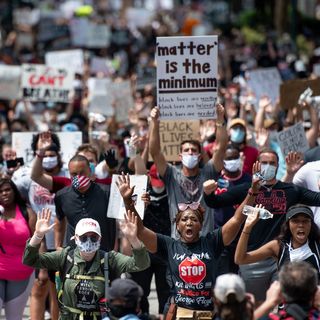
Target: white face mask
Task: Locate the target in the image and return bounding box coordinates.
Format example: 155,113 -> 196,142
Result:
261,164 -> 277,181
181,154 -> 199,169
42,156 -> 58,170
223,158 -> 241,172
75,238 -> 101,254
151,186 -> 165,194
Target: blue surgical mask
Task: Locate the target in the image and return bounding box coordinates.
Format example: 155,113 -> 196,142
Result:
89,162 -> 95,175
230,128 -> 245,143
261,164 -> 277,181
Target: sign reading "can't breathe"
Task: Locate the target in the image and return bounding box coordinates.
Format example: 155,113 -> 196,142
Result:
156,36 -> 218,120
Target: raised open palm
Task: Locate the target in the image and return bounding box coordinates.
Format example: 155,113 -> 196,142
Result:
116,173 -> 135,200
35,208 -> 55,236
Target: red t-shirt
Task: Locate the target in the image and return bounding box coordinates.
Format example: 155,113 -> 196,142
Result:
241,145 -> 259,175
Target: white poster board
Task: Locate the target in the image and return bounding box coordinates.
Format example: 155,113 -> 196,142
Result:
313,64 -> 320,77
276,122 -> 309,156
87,78 -> 114,116
107,174 -> 148,220
21,64 -> 74,102
156,36 -> 218,120
246,67 -> 282,107
90,56 -> 115,76
45,49 -> 84,75
12,131 -> 82,166
70,18 -> 111,48
112,80 -> 134,122
0,65 -> 21,100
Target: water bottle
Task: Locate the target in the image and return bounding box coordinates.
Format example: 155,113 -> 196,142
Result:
128,138 -> 137,158
55,271 -> 61,292
243,205 -> 273,220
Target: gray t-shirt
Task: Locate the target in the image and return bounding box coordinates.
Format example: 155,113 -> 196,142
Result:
163,162 -> 219,238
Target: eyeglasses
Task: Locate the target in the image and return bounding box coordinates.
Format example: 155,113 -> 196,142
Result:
178,202 -> 201,211
78,234 -> 100,243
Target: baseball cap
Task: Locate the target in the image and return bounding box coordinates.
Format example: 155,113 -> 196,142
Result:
286,205 -> 314,222
106,278 -> 143,301
228,118 -> 246,129
149,164 -> 164,188
75,218 -> 101,237
214,274 -> 246,303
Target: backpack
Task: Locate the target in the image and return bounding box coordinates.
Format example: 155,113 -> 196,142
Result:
269,304 -> 320,320
56,247 -> 109,309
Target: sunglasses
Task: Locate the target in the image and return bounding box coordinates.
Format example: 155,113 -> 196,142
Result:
178,202 -> 201,211
78,234 -> 100,243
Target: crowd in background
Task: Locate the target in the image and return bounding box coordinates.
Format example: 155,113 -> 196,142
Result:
2,0 -> 320,320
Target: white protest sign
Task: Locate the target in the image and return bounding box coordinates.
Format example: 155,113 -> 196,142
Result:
0,65 -> 21,100
45,49 -> 84,74
107,174 -> 148,220
87,78 -> 114,116
156,36 -> 218,120
313,64 -> 320,77
126,8 -> 154,29
87,22 -> 111,48
21,64 -> 73,102
13,8 -> 40,26
70,18 -> 111,48
112,80 -> 134,122
246,67 -> 282,107
12,131 -> 82,166
90,56 -> 115,76
276,122 -> 309,156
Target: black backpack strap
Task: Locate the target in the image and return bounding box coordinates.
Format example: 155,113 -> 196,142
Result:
285,304 -> 308,320
60,248 -> 74,288
104,251 -> 109,299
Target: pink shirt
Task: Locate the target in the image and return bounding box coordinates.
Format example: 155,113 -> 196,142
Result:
0,205 -> 34,280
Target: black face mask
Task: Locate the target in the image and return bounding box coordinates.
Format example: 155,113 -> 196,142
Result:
107,303 -> 137,318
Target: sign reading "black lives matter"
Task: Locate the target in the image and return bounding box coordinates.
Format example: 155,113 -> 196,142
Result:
156,36 -> 218,120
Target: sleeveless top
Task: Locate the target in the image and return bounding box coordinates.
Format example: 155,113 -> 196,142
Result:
0,205 -> 34,280
278,240 -> 320,274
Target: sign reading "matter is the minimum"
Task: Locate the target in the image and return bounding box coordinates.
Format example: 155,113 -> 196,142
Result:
156,36 -> 218,120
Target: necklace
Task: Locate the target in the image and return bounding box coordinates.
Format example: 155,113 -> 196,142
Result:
261,181 -> 278,192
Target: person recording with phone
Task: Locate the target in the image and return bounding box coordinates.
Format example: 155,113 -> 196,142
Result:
203,148 -> 320,303
0,144 -> 23,178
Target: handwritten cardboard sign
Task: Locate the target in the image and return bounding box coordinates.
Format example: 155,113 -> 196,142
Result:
158,120 -> 200,161
280,78 -> 320,109
0,65 -> 21,100
246,67 -> 282,107
21,64 -> 73,102
276,122 -> 309,156
156,36 -> 218,120
107,174 -> 148,220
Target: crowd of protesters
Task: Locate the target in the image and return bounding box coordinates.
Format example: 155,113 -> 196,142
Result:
2,1 -> 320,320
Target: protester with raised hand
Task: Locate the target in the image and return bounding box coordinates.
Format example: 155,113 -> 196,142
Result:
235,203 -> 320,274
204,151 -> 320,302
116,172 -> 247,318
148,103 -> 228,239
23,208 -> 150,320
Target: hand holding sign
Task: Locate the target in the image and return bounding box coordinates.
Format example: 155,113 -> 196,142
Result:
116,173 -> 135,202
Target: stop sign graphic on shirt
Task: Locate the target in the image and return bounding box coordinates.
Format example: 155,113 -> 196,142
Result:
179,257 -> 206,284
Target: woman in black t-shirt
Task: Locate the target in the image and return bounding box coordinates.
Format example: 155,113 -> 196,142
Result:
116,173 -> 250,317
235,204 -> 320,274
